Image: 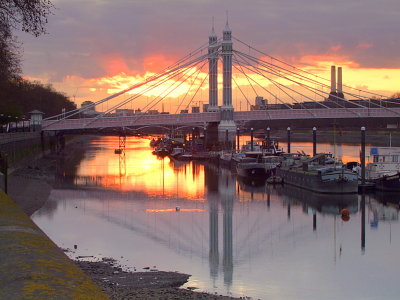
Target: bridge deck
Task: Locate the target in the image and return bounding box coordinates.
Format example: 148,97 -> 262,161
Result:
42,108 -> 400,131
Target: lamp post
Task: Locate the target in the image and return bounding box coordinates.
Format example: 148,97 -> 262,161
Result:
236,127 -> 240,152
313,127 -> 317,156
7,116 -> 11,133
192,127 -> 195,151
0,114 -> 3,133
203,126 -> 207,150
361,126 -> 366,187
250,128 -> 254,151
266,126 -> 270,147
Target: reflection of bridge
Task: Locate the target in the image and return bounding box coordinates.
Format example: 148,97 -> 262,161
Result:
42,21 -> 400,142
48,163 -> 369,288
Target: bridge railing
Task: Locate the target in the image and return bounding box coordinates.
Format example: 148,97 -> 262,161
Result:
41,107 -> 400,131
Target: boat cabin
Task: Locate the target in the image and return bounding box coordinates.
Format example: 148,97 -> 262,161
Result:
261,139 -> 284,155
368,147 -> 400,163
241,141 -> 262,152
365,147 -> 400,179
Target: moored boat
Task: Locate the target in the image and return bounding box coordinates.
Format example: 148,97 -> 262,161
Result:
154,146 -> 169,157
276,153 -> 358,194
360,147 -> 400,191
237,156 -> 282,178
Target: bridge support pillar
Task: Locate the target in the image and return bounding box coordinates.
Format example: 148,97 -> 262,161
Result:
205,122 -> 219,150
218,120 -> 236,150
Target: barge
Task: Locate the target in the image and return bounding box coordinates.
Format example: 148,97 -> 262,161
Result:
276,153 -> 358,194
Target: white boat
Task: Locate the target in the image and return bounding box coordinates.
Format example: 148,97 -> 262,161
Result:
241,140 -> 262,152
360,147 -> 400,191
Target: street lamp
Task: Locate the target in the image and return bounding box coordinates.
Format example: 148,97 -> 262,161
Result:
22,116 -> 26,132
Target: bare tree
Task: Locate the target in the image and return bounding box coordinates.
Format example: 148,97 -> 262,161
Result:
0,23 -> 21,80
0,0 -> 53,37
0,1 -> 53,82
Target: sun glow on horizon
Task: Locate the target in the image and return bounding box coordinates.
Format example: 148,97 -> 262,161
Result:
24,52 -> 400,113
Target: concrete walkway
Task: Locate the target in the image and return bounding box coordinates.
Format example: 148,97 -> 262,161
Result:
0,191 -> 109,299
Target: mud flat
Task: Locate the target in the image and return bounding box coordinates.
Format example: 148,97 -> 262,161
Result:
73,256 -> 239,300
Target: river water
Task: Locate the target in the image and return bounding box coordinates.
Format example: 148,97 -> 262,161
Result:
32,136 -> 400,299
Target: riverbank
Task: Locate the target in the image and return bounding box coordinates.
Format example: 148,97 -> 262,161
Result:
74,257 -> 238,299
0,190 -> 108,300
259,128 -> 400,146
6,136 -> 241,300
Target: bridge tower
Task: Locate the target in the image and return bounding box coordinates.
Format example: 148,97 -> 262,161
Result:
218,19 -> 236,145
208,20 -> 219,112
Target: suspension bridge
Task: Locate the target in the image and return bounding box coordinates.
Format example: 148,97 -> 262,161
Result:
42,22 -> 400,142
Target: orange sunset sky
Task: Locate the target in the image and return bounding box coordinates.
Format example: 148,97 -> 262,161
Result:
19,0 -> 400,112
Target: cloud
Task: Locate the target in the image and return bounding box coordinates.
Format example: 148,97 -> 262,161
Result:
18,0 -> 400,103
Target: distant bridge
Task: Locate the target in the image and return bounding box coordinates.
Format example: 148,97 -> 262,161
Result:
43,107 -> 400,131
42,23 -> 400,136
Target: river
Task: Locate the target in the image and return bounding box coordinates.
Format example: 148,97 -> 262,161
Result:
32,136 -> 400,299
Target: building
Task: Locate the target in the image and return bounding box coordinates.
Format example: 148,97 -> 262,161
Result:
148,110 -> 159,114
81,101 -> 98,116
251,96 -> 267,110
115,109 -> 134,116
29,110 -> 45,131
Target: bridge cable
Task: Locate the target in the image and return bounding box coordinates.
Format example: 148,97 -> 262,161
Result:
232,35 -> 390,99
235,50 -> 365,108
233,54 -> 317,116
235,51 -> 369,113
234,54 -> 363,116
129,60 -> 209,126
79,55 -> 209,128
234,52 -> 329,110
43,50 -> 210,126
174,56 -> 212,114
235,49 -> 392,108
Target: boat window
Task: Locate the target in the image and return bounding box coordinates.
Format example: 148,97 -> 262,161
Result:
373,155 -> 379,163
393,155 -> 399,162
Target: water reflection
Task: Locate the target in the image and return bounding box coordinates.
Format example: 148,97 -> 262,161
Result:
32,136 -> 400,299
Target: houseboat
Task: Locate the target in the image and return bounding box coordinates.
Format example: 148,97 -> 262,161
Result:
276,153 -> 359,194
363,147 -> 400,191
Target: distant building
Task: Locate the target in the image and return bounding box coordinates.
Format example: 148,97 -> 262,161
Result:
251,96 -> 267,110
266,103 -> 288,110
192,106 -> 200,113
81,101 -> 97,116
115,109 -> 134,116
81,101 -> 96,111
29,110 -> 45,131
